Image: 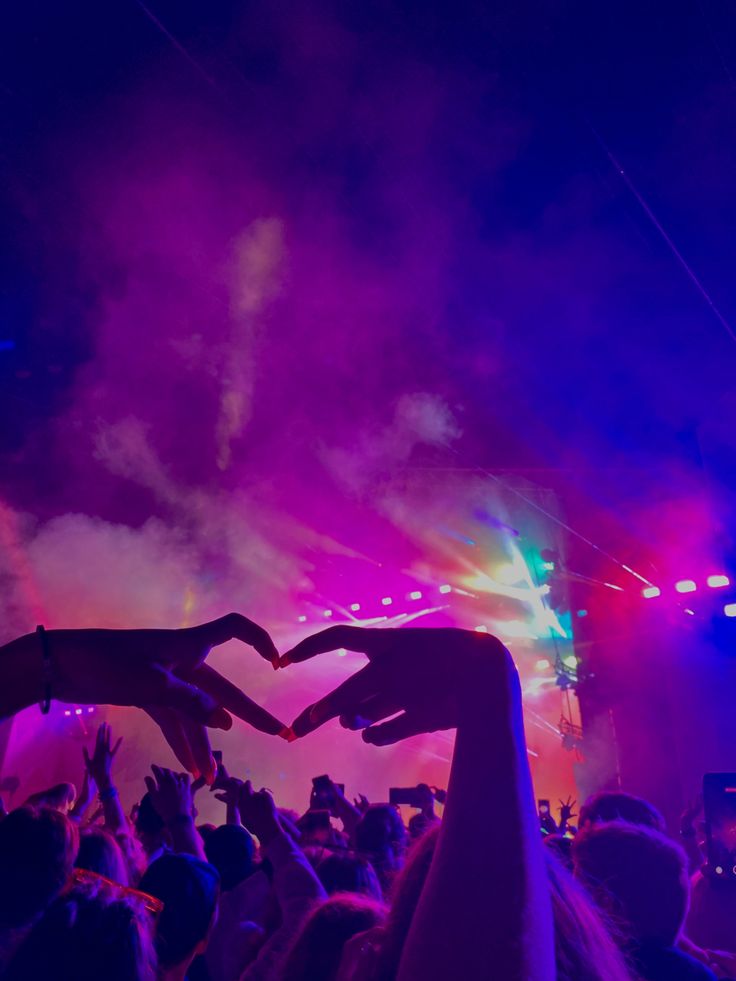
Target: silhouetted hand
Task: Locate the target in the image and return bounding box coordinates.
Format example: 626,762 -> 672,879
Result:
144,765 -> 195,824
238,781 -> 280,845
69,769 -> 96,822
83,722 -> 122,792
558,796 -> 577,826
213,776 -> 244,808
5,614 -> 287,782
282,626 -> 513,744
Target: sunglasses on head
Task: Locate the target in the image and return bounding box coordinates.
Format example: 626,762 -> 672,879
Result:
68,867 -> 164,916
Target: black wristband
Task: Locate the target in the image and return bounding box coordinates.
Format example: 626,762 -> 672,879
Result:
36,625 -> 52,715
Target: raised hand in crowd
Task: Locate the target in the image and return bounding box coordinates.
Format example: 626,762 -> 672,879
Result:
354,793 -> 370,814
83,721 -> 122,790
68,769 -> 95,824
558,795 -> 577,833
213,776 -> 245,826
0,614 -> 288,783
238,780 -> 281,847
83,722 -> 128,833
145,764 -> 205,861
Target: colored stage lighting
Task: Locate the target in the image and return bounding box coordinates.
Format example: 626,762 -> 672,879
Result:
725,604 -> 736,618
496,564 -> 521,585
381,597 -> 393,606
350,603 -> 361,612
675,580 -> 696,593
474,625 -> 488,633
323,610 -> 333,618
707,575 -> 730,589
535,658 -> 551,670
438,584 -> 452,594
408,590 -> 422,600
563,655 -> 578,670
642,586 -> 661,598
297,615 -> 307,623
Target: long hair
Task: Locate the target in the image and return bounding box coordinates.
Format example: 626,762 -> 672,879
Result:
371,827 -> 636,981
5,879 -> 157,981
546,851 -> 637,981
280,894 -> 386,981
76,827 -> 130,886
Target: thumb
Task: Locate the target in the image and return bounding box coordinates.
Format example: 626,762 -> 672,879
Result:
144,665 -> 232,730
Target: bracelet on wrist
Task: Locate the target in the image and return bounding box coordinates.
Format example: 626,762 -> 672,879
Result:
36,625 -> 52,715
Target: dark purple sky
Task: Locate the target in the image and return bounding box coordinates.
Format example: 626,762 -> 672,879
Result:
2,0 -> 736,581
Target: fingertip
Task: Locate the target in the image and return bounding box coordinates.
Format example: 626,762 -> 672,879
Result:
272,655 -> 280,671
279,654 -> 292,668
207,707 -> 233,731
278,726 -> 298,743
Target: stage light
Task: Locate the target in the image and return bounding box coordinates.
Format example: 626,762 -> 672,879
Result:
708,575 -> 730,589
350,603 -> 361,612
535,658 -> 551,670
542,560 -> 555,572
675,580 -> 696,593
438,584 -> 452,594
725,604 -> 736,618
684,609 -> 695,616
323,610 -> 333,618
474,625 -> 488,633
87,707 -> 94,713
297,615 -> 307,623
337,649 -> 347,657
381,597 -> 393,606
64,710 -> 71,716
563,655 -> 578,670
642,586 -> 661,599
408,590 -> 422,600
496,564 -> 521,585
74,708 -> 82,715
576,609 -> 588,618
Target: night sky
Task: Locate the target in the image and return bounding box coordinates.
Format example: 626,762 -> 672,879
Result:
2,0 -> 736,578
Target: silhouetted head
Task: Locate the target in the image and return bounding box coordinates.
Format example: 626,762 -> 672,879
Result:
281,894 -> 386,981
203,824 -> 255,891
0,806 -> 78,929
76,827 -> 129,885
139,853 -> 219,972
578,792 -> 665,833
317,852 -> 383,901
134,793 -> 166,855
4,879 -> 156,981
573,820 -> 689,946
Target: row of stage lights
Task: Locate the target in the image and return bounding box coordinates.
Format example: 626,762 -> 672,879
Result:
296,584 -> 456,624
294,580 -> 567,673
641,575 -> 736,615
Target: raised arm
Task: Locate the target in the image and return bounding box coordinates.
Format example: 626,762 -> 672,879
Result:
0,614 -> 288,783
284,626 -> 555,981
